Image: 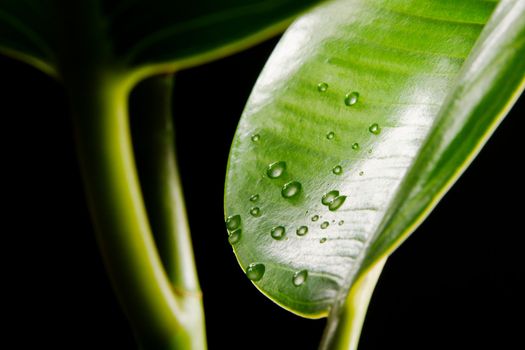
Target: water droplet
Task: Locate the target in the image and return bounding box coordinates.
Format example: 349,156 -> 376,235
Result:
271,226 -> 286,240
246,263 -> 265,281
281,181 -> 302,199
352,143 -> 360,150
266,161 -> 286,179
226,215 -> 241,231
329,196 -> 347,211
338,220 -> 345,226
249,194 -> 259,202
321,221 -> 329,229
250,207 -> 261,217
369,123 -> 381,135
228,229 -> 242,244
326,131 -> 335,140
332,165 -> 343,175
251,134 -> 260,142
311,215 -> 319,222
320,238 -> 327,243
344,91 -> 359,106
317,82 -> 328,92
322,190 -> 340,205
292,270 -> 308,287
359,171 -> 364,176
296,226 -> 309,236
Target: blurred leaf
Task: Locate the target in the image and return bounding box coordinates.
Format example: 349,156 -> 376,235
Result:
0,0 -> 323,77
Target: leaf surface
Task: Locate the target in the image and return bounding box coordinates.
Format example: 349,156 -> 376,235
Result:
224,0 -> 525,317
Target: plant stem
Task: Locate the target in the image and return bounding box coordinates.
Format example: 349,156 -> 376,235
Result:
130,74 -> 206,346
130,75 -> 201,290
329,258 -> 386,350
66,74 -> 204,349
55,2 -> 205,348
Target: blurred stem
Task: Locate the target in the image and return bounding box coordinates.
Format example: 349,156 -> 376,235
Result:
330,258 -> 386,350
56,2 -> 206,348
130,74 -> 206,345
66,73 -> 205,350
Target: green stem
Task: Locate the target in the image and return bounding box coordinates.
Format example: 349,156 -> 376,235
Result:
130,75 -> 201,292
328,258 -> 386,350
129,74 -> 206,348
55,3 -> 205,348
67,74 -> 204,349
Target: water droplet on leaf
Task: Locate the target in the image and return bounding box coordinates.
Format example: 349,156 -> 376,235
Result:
329,196 -> 347,211
246,263 -> 265,281
250,207 -> 261,217
311,215 -> 319,222
321,221 -> 329,229
317,82 -> 328,92
344,91 -> 359,106
226,215 -> 241,231
251,134 -> 260,142
369,123 -> 381,135
326,131 -> 335,140
296,226 -> 308,236
267,161 -> 286,179
332,165 -> 343,175
281,181 -> 302,199
292,270 -> 308,287
322,190 -> 340,205
338,220 -> 344,226
228,229 -> 242,244
352,143 -> 360,150
271,226 -> 286,240
320,238 -> 327,244
249,194 -> 259,202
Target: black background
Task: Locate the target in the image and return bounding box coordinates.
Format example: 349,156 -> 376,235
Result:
2,36 -> 524,349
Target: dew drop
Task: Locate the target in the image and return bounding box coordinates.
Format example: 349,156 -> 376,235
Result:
226,215 -> 241,231
369,123 -> 381,135
250,207 -> 261,217
322,190 -> 340,205
344,91 -> 359,106
321,221 -> 329,229
311,215 -> 320,222
246,263 -> 265,281
320,238 -> 327,244
228,229 -> 242,244
332,165 -> 343,175
329,195 -> 347,211
251,134 -> 260,142
271,226 -> 286,240
317,82 -> 328,92
296,226 -> 309,236
249,194 -> 259,202
266,161 -> 286,179
352,143 -> 360,150
338,220 -> 345,226
292,270 -> 308,287
326,131 -> 335,140
359,171 -> 364,176
281,181 -> 302,199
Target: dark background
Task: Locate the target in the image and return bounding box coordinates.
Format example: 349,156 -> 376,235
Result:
2,36 -> 523,349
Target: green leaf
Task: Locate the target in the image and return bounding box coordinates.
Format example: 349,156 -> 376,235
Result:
0,0 -> 323,78
224,0 -> 525,319
0,0 -> 58,76
106,0 -> 323,71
